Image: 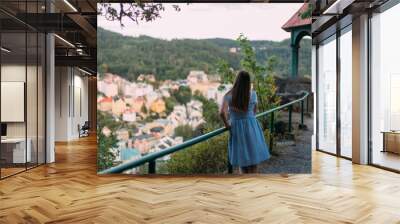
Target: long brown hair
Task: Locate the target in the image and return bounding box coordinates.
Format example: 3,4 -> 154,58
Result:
231,70 -> 251,112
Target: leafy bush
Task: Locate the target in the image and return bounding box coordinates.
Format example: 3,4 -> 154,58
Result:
174,125 -> 197,141
97,111 -> 119,171
164,96 -> 178,114
263,128 -> 277,156
167,126 -> 273,174
166,133 -> 229,174
97,131 -> 117,171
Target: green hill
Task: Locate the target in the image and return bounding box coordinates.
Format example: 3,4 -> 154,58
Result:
97,27 -> 311,81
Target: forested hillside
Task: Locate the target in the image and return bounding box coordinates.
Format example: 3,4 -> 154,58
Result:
98,27 -> 311,81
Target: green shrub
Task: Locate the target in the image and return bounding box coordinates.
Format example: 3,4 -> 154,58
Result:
174,125 -> 197,141
263,128 -> 277,156
166,133 -> 229,174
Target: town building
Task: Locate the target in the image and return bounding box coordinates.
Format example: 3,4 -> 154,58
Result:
98,79 -> 118,97
150,98 -> 166,114
111,98 -> 126,116
122,109 -> 137,122
116,129 -> 130,142
97,97 -> 113,112
187,70 -> 209,84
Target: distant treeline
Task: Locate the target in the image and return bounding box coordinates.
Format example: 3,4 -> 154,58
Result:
97,27 -> 311,81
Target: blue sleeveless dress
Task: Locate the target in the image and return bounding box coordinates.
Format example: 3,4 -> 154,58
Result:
225,91 -> 270,167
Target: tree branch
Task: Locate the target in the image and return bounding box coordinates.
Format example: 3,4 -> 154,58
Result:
98,2 -> 180,27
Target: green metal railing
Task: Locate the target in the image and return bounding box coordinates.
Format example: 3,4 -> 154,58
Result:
99,91 -> 310,175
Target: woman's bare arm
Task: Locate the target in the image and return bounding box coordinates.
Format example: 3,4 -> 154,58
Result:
219,98 -> 230,129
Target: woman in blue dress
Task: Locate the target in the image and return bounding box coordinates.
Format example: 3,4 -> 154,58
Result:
219,71 -> 270,173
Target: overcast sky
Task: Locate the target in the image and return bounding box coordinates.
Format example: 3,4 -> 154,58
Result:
98,3 -> 302,41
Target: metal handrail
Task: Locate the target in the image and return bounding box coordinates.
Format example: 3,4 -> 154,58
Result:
99,91 -> 310,174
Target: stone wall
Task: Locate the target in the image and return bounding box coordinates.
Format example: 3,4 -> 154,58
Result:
275,76 -> 313,113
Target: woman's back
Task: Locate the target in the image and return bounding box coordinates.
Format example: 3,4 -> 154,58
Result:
225,90 -> 257,119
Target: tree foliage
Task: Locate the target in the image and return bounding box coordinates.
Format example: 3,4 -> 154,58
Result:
193,93 -> 222,129
98,2 -> 180,26
98,110 -> 120,131
97,28 -> 312,81
97,130 -> 117,172
97,111 -> 118,171
174,125 -> 197,141
164,96 -> 178,114
236,34 -> 280,125
217,59 -> 235,85
172,86 -> 192,105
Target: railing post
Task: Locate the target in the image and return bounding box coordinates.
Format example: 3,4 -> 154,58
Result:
269,112 -> 274,133
269,112 -> 274,151
301,100 -> 304,126
148,160 -> 156,174
288,105 -> 292,133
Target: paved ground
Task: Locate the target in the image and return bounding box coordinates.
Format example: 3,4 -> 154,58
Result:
259,112 -> 313,174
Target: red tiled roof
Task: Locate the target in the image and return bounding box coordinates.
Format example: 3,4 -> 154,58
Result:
99,97 -> 112,103
282,4 -> 312,32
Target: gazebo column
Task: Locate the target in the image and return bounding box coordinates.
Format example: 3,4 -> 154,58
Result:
282,4 -> 311,78
291,44 -> 299,78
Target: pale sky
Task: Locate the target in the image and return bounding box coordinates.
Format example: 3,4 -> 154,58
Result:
98,3 -> 302,41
